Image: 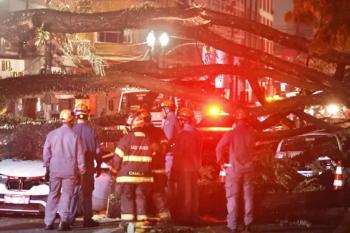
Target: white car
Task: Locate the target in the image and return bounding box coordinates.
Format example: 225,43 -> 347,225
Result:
0,159 -> 111,214
275,132 -> 342,177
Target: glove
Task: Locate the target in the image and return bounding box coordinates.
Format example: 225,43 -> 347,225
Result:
44,168 -> 50,182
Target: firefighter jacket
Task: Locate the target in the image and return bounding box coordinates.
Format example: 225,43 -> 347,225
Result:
216,122 -> 256,173
43,124 -> 86,178
73,122 -> 101,173
113,129 -> 153,183
172,123 -> 202,173
145,124 -> 168,174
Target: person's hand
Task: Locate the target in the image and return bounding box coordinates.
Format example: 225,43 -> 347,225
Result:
44,168 -> 50,182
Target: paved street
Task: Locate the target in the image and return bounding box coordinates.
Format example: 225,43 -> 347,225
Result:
0,214 -> 337,233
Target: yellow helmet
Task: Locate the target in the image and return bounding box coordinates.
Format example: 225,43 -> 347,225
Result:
59,109 -> 75,123
74,103 -> 89,119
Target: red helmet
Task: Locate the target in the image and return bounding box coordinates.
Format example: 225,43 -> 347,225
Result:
177,107 -> 194,121
161,99 -> 175,109
126,113 -> 145,128
138,108 -> 150,119
234,108 -> 248,120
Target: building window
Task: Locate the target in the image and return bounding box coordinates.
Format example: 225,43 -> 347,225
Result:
97,31 -> 124,43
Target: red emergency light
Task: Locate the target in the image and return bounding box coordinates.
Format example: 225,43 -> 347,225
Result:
205,104 -> 228,117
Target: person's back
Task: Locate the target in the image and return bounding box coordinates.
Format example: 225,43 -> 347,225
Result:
173,124 -> 201,173
228,123 -> 255,172
171,107 -> 201,226
215,108 -> 256,233
44,125 -> 83,178
43,109 -> 85,231
73,122 -> 99,172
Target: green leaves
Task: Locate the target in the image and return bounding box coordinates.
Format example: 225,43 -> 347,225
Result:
34,24 -> 50,47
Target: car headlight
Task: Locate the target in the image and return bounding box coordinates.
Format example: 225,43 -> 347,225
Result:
0,175 -> 8,184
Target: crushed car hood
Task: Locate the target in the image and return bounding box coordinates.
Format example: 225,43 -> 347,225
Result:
0,159 -> 45,177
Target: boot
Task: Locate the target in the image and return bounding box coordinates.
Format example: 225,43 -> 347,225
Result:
58,222 -> 72,231
83,219 -> 100,227
44,224 -> 54,230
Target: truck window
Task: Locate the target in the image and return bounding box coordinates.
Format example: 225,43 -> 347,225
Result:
119,91 -> 161,113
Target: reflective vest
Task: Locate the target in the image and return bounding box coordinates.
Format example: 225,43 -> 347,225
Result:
114,130 -> 153,183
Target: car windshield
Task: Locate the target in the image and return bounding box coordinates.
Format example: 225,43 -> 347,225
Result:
280,134 -> 339,152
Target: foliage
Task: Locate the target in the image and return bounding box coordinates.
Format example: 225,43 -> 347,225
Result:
34,0 -> 106,76
286,0 -> 350,51
34,25 -> 50,47
47,0 -> 94,13
0,114 -> 127,160
0,122 -> 60,160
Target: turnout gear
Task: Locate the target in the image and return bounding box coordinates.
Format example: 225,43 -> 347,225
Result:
43,123 -> 85,227
113,128 -> 153,222
59,109 -> 75,123
138,108 -> 171,221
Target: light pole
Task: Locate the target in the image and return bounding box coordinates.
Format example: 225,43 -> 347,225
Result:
146,31 -> 170,68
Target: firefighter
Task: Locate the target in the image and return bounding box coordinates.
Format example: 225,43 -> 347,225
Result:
172,107 -> 202,226
216,108 -> 257,233
160,98 -> 180,178
68,103 -> 101,227
138,108 -> 171,224
111,112 -> 153,226
43,109 -> 86,231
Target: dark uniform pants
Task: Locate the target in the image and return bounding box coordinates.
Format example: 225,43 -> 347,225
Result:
152,173 -> 171,220
45,175 -> 75,225
225,169 -> 254,230
68,172 -> 94,223
120,183 -> 151,221
174,171 -> 198,224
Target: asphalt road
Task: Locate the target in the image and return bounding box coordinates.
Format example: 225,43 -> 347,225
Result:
0,214 -> 338,233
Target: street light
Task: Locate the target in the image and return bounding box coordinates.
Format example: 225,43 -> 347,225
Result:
146,31 -> 170,68
159,32 -> 169,47
146,31 -> 156,47
146,31 -> 170,49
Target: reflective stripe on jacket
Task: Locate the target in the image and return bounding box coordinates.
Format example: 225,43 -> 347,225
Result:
113,130 -> 153,183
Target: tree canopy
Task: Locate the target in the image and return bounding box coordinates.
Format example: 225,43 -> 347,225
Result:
0,2 -> 350,133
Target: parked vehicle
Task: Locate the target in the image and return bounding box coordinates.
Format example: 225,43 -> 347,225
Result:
275,132 -> 342,177
0,159 -> 111,214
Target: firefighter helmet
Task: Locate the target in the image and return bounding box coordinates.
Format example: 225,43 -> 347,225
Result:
126,113 -> 145,128
161,99 -> 175,109
59,109 -> 75,123
138,108 -> 150,119
234,108 -> 248,120
74,103 -> 90,119
177,107 -> 194,121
